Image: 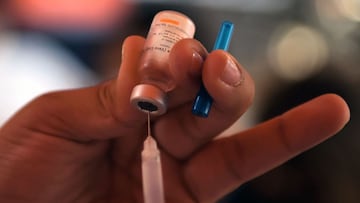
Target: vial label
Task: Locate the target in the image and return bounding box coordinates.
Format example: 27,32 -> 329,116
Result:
143,11 -> 195,58
138,11 -> 195,92
144,19 -> 194,54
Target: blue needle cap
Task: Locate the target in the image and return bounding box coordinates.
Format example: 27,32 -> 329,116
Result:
192,21 -> 234,117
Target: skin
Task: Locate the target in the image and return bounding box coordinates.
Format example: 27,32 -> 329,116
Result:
0,36 -> 350,203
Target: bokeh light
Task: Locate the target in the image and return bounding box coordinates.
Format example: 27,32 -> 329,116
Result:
337,0 -> 360,22
267,23 -> 329,81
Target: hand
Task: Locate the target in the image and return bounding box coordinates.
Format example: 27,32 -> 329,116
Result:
0,36 -> 350,203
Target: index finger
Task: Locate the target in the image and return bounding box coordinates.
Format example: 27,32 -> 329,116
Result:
183,94 -> 350,202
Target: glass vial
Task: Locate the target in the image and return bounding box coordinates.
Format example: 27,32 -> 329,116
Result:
130,10 -> 195,115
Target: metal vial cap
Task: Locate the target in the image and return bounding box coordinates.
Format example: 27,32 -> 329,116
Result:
130,84 -> 167,116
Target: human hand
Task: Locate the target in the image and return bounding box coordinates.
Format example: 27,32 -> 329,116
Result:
0,36 -> 350,203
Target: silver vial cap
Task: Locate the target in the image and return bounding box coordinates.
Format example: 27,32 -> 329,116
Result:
130,84 -> 167,115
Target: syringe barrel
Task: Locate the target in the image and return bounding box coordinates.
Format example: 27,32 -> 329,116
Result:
141,149 -> 165,203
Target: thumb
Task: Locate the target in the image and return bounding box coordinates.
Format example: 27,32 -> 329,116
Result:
1,36 -> 147,142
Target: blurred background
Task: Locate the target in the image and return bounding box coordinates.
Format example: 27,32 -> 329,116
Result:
0,0 -> 359,202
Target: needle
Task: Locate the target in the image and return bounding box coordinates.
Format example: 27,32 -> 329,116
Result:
147,111 -> 151,137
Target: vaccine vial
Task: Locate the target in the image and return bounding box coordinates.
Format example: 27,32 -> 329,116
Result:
130,10 -> 196,115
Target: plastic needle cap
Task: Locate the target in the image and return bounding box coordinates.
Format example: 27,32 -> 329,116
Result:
192,21 -> 234,117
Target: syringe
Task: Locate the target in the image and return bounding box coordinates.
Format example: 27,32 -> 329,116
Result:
141,112 -> 165,203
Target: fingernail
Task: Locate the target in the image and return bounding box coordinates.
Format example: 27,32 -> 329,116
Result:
192,51 -> 203,66
190,50 -> 204,75
121,43 -> 125,59
220,57 -> 243,87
